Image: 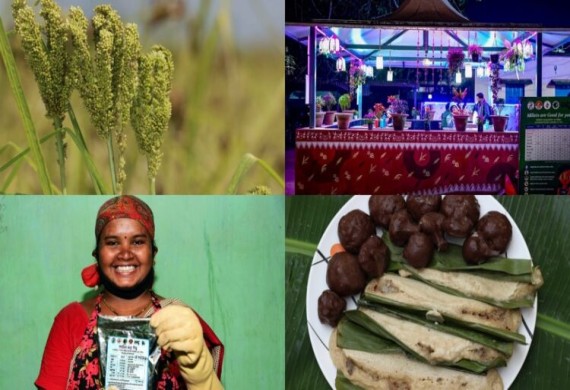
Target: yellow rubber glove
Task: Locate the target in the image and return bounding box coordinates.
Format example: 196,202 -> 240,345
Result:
150,305 -> 223,390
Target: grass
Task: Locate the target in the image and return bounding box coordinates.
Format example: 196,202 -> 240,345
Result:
0,2 -> 284,194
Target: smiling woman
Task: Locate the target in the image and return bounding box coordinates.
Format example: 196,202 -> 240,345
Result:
0,195 -> 284,389
36,196 -> 224,390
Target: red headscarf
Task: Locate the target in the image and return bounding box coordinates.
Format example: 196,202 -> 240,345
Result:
82,196 -> 155,287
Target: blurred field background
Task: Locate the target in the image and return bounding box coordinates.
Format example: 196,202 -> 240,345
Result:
0,0 -> 284,194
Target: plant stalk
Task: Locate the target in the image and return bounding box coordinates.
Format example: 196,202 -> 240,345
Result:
0,17 -> 53,194
53,117 -> 67,194
149,176 -> 156,195
106,137 -> 117,195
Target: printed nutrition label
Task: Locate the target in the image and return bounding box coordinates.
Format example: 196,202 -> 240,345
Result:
105,336 -> 149,390
525,128 -> 570,161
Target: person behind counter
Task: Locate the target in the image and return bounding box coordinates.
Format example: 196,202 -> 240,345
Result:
441,102 -> 458,129
35,195 -> 224,390
475,93 -> 492,132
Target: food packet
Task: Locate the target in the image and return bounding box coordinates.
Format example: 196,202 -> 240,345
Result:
97,315 -> 161,390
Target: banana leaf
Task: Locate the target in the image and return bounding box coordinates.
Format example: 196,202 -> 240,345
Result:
382,234 -> 533,276
344,310 -> 505,373
401,264 -> 537,309
363,282 -> 526,344
285,195 -> 570,390
336,316 -> 401,354
336,371 -> 365,390
357,301 -> 514,356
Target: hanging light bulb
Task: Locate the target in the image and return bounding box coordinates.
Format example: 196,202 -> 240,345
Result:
376,30 -> 384,69
476,66 -> 484,78
455,71 -> 462,84
465,63 -> 473,78
336,57 -> 346,72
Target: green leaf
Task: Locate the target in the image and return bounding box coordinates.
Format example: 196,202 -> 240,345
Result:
336,316 -> 401,354
357,302 -> 514,356
344,310 -> 505,373
401,264 -> 537,309
285,238 -> 317,258
363,289 -> 526,344
383,234 -> 533,275
336,371 -> 365,390
0,17 -> 53,194
227,153 -> 284,194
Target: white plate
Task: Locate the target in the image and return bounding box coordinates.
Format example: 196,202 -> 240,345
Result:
306,195 -> 536,389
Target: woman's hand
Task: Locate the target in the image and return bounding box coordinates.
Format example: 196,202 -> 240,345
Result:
151,305 -> 223,389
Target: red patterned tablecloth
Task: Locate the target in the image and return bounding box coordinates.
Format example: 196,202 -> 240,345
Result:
295,129 -> 519,194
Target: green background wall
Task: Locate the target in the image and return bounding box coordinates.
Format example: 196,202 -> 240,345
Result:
0,195 -> 284,389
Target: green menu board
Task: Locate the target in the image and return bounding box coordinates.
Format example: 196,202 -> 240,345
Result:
519,97 -> 570,194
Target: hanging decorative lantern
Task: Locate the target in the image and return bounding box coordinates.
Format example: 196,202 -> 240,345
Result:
319,37 -> 330,55
336,57 -> 346,72
465,63 -> 473,78
523,41 -> 534,59
484,65 -> 491,77
376,56 -> 384,70
330,36 -> 340,54
476,66 -> 484,78
365,65 -> 374,77
455,71 -> 462,84
376,30 -> 384,69
387,69 -> 394,82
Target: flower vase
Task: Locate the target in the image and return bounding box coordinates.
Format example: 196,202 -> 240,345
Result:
452,114 -> 470,132
315,111 -> 325,127
491,115 -> 508,132
335,112 -> 353,130
490,54 -> 500,64
323,111 -> 336,125
424,121 -> 431,131
367,122 -> 373,130
392,113 -> 408,131
471,53 -> 480,62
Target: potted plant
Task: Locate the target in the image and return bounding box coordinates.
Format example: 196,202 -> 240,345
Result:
349,60 -> 367,97
364,111 -> 375,130
321,92 -> 337,125
336,93 -> 353,130
447,47 -> 465,77
490,98 -> 508,132
373,103 -> 386,128
338,93 -> 352,112
387,95 -> 409,131
468,44 -> 483,62
451,87 -> 471,132
315,96 -> 325,127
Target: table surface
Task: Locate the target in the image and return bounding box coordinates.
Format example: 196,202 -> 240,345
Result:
285,195 -> 570,390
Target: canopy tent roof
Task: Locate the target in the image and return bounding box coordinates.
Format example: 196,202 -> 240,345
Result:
382,0 -> 467,23
285,26 -> 570,81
